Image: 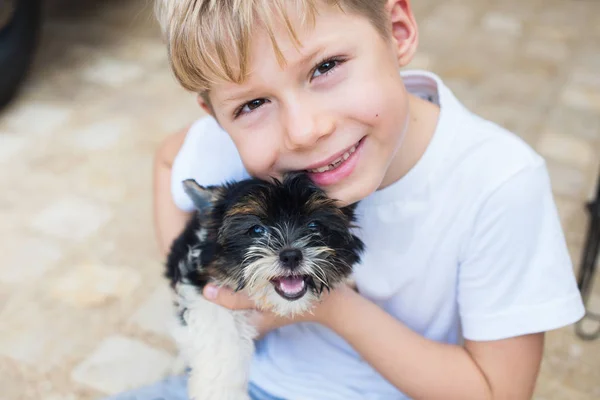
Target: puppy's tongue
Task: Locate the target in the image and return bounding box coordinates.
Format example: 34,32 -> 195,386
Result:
276,277 -> 305,295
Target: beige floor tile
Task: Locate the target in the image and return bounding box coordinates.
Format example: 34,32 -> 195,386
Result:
71,335 -> 174,395
0,233 -> 63,284
49,263 -> 141,308
129,283 -> 176,337
537,131 -> 597,170
546,161 -> 589,199
0,292 -> 101,372
0,101 -> 73,136
30,196 -> 113,241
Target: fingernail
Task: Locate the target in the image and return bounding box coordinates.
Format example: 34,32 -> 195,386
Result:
204,284 -> 219,300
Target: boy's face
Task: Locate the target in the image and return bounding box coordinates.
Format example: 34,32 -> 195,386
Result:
203,1 -> 418,206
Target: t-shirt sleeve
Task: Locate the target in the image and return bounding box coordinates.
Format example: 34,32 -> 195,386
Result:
170,116 -> 250,212
458,161 -> 585,341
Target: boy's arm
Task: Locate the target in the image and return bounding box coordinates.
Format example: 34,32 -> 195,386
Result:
324,162 -> 581,399
323,286 -> 543,400
152,126 -> 194,257
204,284 -> 543,400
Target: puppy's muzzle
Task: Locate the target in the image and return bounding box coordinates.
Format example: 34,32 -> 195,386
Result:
279,248 -> 302,270
268,248 -> 311,301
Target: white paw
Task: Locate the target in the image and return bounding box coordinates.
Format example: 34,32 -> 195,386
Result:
167,351 -> 189,376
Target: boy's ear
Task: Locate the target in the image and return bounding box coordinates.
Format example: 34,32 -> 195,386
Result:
182,179 -> 217,213
197,94 -> 214,117
385,0 -> 419,67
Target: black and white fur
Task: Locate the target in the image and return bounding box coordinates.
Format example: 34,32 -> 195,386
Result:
165,172 -> 364,400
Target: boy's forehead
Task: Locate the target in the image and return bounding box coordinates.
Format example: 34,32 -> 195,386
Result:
159,0 -> 391,98
210,3 -> 365,100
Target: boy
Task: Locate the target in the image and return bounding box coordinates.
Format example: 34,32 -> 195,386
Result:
129,0 -> 585,399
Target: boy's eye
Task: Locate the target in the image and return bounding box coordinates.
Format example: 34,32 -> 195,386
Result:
312,58 -> 342,79
248,225 -> 267,237
247,99 -> 265,110
235,98 -> 268,118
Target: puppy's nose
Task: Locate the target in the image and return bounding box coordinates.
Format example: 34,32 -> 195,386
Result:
279,249 -> 303,269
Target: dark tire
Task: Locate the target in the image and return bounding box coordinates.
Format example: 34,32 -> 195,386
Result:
0,0 -> 42,110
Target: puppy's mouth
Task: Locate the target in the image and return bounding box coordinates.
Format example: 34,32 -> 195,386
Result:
270,275 -> 311,301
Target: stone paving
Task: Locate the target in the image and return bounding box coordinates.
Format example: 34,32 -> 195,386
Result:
0,0 -> 599,399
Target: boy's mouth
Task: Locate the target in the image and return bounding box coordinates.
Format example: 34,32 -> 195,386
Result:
304,137 -> 365,186
306,141 -> 360,173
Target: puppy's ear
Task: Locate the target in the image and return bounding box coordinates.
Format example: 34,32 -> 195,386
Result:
182,179 -> 217,213
341,201 -> 359,220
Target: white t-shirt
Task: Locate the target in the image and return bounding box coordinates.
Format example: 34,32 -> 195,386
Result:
171,70 -> 585,400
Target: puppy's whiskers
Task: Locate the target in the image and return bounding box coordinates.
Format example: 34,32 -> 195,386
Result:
269,224 -> 288,249
242,245 -> 279,290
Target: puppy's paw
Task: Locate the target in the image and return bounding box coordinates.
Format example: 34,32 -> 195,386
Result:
167,351 -> 189,376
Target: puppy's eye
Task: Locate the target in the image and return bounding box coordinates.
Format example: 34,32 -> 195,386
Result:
307,221 -> 320,230
249,225 -> 267,237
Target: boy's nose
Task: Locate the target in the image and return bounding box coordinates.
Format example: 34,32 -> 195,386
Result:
284,102 -> 335,150
279,249 -> 303,270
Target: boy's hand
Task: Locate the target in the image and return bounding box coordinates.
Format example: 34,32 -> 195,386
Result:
203,284 -> 257,310
202,283 -> 352,335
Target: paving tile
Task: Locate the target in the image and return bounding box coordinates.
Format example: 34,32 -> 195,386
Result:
0,295 -> 95,372
529,24 -> 578,42
545,106 -> 600,143
67,118 -> 131,151
0,233 -> 63,283
534,374 -> 592,400
480,12 -> 523,37
567,66 -> 600,89
129,283 -> 175,337
546,161 -> 588,199
105,37 -> 170,67
575,42 -> 600,72
560,85 -> 600,113
0,132 -> 30,163
554,195 -> 580,232
71,335 -> 174,395
486,0 -> 542,22
61,161 -> 129,204
49,263 -> 141,308
79,57 -> 146,88
29,196 -> 112,241
537,131 -> 596,170
407,52 -> 435,71
523,37 -> 570,63
0,101 -> 73,136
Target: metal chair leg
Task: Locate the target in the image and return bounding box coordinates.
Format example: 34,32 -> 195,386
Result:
575,167 -> 600,340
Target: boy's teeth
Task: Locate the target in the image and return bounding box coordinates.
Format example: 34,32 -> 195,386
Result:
308,144 -> 357,174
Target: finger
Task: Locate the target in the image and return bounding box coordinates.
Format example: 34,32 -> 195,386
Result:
203,284 -> 255,310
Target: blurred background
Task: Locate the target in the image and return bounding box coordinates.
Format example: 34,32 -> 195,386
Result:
0,0 -> 598,399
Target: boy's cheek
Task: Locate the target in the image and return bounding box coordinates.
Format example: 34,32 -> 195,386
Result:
239,146 -> 280,178
342,83 -> 404,129
225,128 -> 279,176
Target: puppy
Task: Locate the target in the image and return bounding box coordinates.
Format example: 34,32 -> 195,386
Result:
165,172 -> 364,400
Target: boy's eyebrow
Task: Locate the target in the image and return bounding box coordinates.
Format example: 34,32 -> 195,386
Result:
222,90 -> 258,104
219,44 -> 331,104
293,45 -> 327,69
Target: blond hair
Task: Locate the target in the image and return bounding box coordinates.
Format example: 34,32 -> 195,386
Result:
155,0 -> 389,95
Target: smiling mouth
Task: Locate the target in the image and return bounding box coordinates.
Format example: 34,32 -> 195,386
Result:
270,275 -> 311,301
306,138 -> 364,174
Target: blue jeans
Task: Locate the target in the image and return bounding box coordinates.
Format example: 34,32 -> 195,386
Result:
102,374 -> 285,400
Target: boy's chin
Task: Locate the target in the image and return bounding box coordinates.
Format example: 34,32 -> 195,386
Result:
326,173 -> 382,206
